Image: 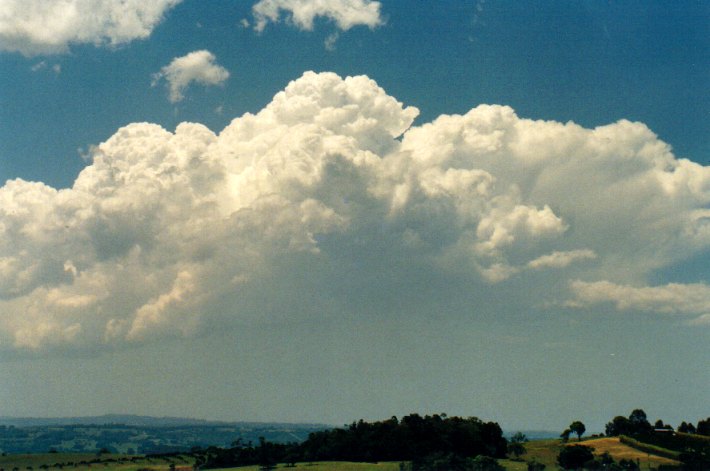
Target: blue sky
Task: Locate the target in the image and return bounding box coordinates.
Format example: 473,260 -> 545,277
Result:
0,1 -> 708,433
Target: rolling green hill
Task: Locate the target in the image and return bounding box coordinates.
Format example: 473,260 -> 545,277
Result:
0,438 -> 684,471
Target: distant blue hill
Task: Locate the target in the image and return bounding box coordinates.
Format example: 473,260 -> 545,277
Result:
0,414 -> 328,428
0,415 -> 331,454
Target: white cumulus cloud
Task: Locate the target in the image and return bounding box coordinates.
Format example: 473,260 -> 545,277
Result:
0,0 -> 181,56
252,0 -> 383,33
2,71 -> 710,353
152,50 -> 230,103
569,280 -> 710,324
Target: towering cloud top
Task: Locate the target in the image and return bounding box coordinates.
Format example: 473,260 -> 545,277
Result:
1,71 -> 709,353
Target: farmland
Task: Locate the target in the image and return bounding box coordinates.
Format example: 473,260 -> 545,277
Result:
0,418 -> 326,455
0,436 -> 684,471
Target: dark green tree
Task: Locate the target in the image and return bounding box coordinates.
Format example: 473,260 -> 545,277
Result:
628,409 -> 651,435
569,421 -> 586,441
557,445 -> 595,470
605,416 -> 631,437
257,436 -> 275,471
697,418 -> 710,436
560,429 -> 571,443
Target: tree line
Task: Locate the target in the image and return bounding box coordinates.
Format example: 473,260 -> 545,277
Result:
193,413 -> 508,469
604,409 -> 710,438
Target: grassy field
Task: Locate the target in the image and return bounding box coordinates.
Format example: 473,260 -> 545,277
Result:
0,453 -> 194,471
512,438 -> 563,468
515,437 -> 682,469
582,437 -> 681,468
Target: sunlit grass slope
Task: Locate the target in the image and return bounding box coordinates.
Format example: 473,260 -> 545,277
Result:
518,437 -> 682,469
583,437 -> 681,467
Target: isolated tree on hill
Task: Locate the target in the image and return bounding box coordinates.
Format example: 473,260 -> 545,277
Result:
560,429 -> 571,443
507,432 -> 527,460
569,421 -> 586,441
628,409 -> 652,434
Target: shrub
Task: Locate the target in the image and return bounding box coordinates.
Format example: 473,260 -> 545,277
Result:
526,459 -> 545,470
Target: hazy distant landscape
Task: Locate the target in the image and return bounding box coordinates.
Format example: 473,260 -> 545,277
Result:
0,416 -> 327,454
0,415 -> 565,455
0,411 -> 708,469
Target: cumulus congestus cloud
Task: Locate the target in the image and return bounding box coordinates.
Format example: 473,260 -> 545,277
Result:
2,71 -> 710,352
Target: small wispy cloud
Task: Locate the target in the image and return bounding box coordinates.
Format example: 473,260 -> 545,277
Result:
152,50 -> 230,103
473,0 -> 486,26
527,249 -> 597,270
324,33 -> 339,51
569,280 -> 710,323
251,0 -> 383,33
30,61 -> 61,74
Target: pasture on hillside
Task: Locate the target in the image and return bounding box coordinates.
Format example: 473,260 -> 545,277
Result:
519,437 -> 682,469
582,437 -> 681,468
